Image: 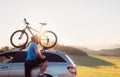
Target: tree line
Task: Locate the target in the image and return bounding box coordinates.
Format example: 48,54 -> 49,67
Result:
0,46 -> 11,52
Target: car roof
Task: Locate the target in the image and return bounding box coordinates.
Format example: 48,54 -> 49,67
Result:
0,48 -> 66,56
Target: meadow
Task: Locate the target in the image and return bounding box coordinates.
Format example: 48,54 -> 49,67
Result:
69,55 -> 120,77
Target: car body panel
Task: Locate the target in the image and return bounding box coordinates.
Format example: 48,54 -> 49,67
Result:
0,63 -> 11,77
0,50 -> 77,77
10,63 -> 25,77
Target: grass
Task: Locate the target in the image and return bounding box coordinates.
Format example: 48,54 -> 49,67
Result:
69,55 -> 120,77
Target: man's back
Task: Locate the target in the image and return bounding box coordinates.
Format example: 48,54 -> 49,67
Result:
26,42 -> 38,60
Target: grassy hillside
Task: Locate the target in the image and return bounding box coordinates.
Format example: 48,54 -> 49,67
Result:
70,55 -> 120,77
54,44 -> 87,56
54,44 -> 120,77
99,48 -> 120,56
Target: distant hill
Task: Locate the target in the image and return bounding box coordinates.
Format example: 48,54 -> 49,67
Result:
53,44 -> 88,56
99,48 -> 120,56
71,45 -> 120,56
72,45 -> 98,54
109,44 -> 120,49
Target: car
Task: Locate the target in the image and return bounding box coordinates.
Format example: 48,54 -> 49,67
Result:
0,49 -> 77,77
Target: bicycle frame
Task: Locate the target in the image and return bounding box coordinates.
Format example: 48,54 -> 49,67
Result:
23,18 -> 46,36
23,23 -> 44,36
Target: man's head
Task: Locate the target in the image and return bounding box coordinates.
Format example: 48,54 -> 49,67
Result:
31,35 -> 40,44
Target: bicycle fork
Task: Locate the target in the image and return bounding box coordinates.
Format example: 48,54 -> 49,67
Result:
19,30 -> 26,39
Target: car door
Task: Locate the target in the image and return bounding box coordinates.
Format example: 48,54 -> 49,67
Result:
10,52 -> 26,77
0,53 -> 15,77
0,63 -> 11,77
10,63 -> 25,77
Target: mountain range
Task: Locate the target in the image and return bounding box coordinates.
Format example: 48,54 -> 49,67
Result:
72,45 -> 120,56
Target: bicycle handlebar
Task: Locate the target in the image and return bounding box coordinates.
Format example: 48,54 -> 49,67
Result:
40,23 -> 47,26
23,18 -> 47,26
24,18 -> 30,25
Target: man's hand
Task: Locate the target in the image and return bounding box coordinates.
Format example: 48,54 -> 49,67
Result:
42,55 -> 46,59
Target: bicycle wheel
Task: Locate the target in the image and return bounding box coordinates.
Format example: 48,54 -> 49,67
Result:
40,31 -> 57,49
10,30 -> 29,48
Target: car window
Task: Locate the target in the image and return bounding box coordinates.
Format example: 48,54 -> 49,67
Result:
43,53 -> 66,62
12,52 -> 26,63
12,52 -> 66,63
0,52 -> 15,64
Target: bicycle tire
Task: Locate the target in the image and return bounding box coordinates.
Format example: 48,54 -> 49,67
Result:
40,31 -> 57,49
10,30 -> 29,48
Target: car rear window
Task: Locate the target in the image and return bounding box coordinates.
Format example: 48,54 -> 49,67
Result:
43,53 -> 66,62
12,52 -> 66,63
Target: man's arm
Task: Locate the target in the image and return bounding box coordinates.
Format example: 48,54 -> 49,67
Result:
35,49 -> 45,59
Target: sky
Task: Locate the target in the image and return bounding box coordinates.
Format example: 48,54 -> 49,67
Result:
0,0 -> 120,50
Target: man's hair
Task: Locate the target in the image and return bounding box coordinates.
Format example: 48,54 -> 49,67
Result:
31,35 -> 39,42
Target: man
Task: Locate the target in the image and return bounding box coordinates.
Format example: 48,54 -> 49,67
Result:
25,35 -> 48,77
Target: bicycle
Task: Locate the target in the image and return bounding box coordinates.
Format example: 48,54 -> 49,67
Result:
10,18 -> 57,49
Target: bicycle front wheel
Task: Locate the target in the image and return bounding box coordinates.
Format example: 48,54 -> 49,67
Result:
10,30 -> 29,48
40,31 -> 57,49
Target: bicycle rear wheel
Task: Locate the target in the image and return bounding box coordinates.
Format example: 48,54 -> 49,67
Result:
10,30 -> 29,48
40,31 -> 57,49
